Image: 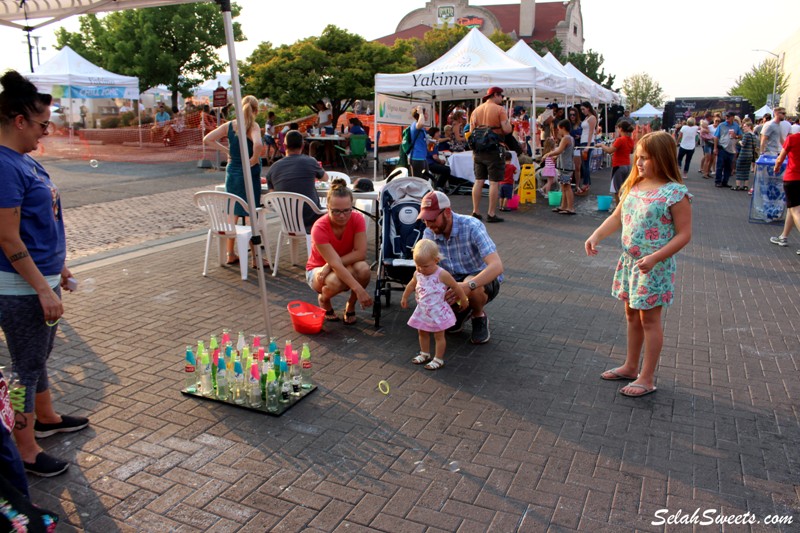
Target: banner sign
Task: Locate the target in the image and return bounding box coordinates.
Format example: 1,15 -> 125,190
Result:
376,94 -> 432,127
52,85 -> 134,99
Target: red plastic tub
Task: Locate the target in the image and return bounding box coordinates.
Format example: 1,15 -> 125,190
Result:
287,300 -> 326,334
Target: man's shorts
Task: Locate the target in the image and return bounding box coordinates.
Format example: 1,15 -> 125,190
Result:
785,180 -> 800,209
473,150 -> 505,182
500,183 -> 513,199
455,274 -> 500,303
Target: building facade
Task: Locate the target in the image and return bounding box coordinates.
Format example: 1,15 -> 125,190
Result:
376,0 -> 584,55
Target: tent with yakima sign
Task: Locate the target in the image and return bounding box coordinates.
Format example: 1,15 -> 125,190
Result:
375,28 -> 538,101
25,45 -> 140,100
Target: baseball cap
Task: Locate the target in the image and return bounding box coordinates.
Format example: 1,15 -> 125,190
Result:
417,191 -> 451,220
725,110 -> 736,117
482,86 -> 504,101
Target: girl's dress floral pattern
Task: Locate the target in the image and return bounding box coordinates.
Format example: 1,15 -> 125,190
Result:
612,182 -> 692,309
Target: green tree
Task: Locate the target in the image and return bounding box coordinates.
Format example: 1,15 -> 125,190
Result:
403,24 -> 469,68
728,58 -> 789,109
488,30 -> 515,51
55,3 -> 244,109
528,37 -> 565,63
621,73 -> 664,111
567,49 -> 615,89
240,25 -> 414,127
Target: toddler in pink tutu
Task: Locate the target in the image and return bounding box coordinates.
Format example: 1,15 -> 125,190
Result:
401,239 -> 468,371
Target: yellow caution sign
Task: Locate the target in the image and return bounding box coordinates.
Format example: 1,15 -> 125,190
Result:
519,164 -> 536,204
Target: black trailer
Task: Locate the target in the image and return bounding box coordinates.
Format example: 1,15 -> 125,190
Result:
663,96 -> 755,128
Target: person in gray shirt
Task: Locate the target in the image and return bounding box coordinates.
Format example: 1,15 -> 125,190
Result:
266,130 -> 328,230
760,107 -> 786,155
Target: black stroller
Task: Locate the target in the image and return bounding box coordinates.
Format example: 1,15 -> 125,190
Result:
372,172 -> 432,328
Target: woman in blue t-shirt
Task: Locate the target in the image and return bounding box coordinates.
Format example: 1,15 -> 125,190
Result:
0,71 -> 89,480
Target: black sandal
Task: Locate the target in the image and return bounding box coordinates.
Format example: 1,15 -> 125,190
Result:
324,308 -> 339,322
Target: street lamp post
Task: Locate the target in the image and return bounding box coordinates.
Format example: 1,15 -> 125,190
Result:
753,49 -> 784,108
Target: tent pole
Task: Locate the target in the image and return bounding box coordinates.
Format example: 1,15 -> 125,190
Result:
137,99 -> 142,148
217,0 -> 272,337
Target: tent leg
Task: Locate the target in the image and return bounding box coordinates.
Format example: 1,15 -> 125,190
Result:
218,0 -> 272,337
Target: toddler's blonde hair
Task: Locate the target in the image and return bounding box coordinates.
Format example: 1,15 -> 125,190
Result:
412,239 -> 441,264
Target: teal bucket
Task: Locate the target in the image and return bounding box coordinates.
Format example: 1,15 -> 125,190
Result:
597,195 -> 612,211
548,191 -> 562,206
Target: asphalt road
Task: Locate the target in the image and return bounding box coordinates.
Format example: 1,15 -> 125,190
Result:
42,157 -> 227,208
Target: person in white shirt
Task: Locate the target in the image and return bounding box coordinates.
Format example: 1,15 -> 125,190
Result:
677,117 -> 700,179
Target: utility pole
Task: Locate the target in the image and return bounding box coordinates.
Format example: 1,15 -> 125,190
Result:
753,49 -> 783,108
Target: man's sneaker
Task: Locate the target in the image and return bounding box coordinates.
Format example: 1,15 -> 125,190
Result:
34,415 -> 89,438
471,212 -> 483,221
23,452 -> 69,477
486,214 -> 504,223
447,308 -> 472,333
470,315 -> 491,344
796,249 -> 800,255
770,236 -> 788,247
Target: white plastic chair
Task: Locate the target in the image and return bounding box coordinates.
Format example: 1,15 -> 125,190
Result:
193,191 -> 271,281
264,192 -> 326,277
326,171 -> 352,186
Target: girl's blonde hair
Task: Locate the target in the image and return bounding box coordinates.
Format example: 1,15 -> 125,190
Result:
412,239 -> 441,263
543,138 -> 556,153
618,131 -> 682,200
241,95 -> 258,138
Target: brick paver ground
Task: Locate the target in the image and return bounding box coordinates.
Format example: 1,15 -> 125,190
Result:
2,156 -> 799,532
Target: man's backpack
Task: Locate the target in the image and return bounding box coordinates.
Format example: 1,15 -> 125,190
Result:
469,126 -> 503,154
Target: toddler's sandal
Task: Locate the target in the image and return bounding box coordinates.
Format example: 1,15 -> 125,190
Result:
411,352 -> 432,365
424,358 -> 445,371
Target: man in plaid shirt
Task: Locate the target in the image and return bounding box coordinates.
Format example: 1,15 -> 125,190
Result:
419,191 -> 504,344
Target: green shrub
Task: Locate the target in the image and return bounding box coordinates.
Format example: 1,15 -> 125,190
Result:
100,116 -> 120,129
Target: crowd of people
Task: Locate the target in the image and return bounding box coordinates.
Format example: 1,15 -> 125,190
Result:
2,65 -> 799,527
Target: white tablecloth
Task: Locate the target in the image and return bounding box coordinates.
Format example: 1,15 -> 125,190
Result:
448,150 -> 520,183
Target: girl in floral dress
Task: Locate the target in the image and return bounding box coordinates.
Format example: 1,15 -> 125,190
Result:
585,132 -> 693,397
401,239 -> 468,371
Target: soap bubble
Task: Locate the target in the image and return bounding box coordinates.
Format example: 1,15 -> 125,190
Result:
81,278 -> 96,293
89,159 -> 99,168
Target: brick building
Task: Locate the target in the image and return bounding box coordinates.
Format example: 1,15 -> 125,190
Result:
375,0 -> 584,55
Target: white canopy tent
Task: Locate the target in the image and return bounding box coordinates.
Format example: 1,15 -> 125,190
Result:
25,45 -> 139,99
563,62 -> 619,105
375,28 -> 538,101
505,40 -> 571,100
754,104 -> 772,119
0,0 -> 274,335
630,103 -> 663,118
540,52 -> 594,101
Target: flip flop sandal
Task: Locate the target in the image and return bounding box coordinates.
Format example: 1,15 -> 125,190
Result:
620,384 -> 657,397
411,352 -> 432,365
552,208 -> 565,213
324,308 -> 339,322
343,310 -> 357,325
559,210 -> 577,215
424,358 -> 445,371
601,368 -> 638,381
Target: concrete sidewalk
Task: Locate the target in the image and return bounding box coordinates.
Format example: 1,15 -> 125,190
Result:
5,159 -> 800,532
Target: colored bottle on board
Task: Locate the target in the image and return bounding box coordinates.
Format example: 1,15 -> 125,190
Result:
216,356 -> 228,401
301,343 -> 312,389
233,357 -> 245,405
290,352 -> 301,396
266,370 -> 279,412
200,347 -> 213,397
211,348 -> 219,391
279,360 -> 290,403
248,361 -> 262,408
184,346 -> 197,392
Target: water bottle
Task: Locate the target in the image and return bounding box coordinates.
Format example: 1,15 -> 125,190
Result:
248,361 -> 262,408
280,380 -> 291,404
236,331 -> 246,356
215,357 -> 228,401
184,346 -> 197,392
233,358 -> 245,405
290,353 -> 302,396
301,343 -> 313,389
266,370 -> 279,412
199,349 -> 213,397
